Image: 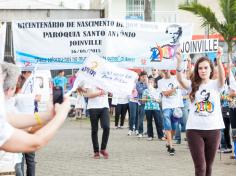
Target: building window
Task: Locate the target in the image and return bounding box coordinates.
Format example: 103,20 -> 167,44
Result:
126,0 -> 144,19
186,0 -> 197,5
126,0 -> 156,20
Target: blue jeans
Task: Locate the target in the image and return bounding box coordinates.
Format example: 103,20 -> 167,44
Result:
175,106 -> 188,140
162,108 -> 177,131
15,162 -> 23,176
128,102 -> 139,131
145,110 -> 164,138
22,152 -> 35,176
220,129 -> 226,149
181,103 -> 189,132
234,141 -> 236,158
175,120 -> 182,141
138,104 -> 145,134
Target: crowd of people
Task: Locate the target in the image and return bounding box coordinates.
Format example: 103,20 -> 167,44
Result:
1,47 -> 236,176
65,47 -> 236,176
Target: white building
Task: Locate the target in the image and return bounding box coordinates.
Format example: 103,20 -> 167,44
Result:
90,0 -> 224,36
0,0 -> 90,9
0,0 -> 101,57
90,0 -> 232,62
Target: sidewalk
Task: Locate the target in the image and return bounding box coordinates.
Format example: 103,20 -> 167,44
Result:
36,119 -> 236,176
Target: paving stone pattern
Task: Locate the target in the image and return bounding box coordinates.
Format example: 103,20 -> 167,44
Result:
36,119 -> 236,176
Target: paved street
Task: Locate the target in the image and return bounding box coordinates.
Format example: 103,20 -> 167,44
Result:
36,118 -> 236,176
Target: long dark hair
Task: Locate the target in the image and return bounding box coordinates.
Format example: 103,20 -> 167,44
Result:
190,57 -> 214,102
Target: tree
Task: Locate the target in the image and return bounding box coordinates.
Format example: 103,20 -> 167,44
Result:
179,0 -> 236,62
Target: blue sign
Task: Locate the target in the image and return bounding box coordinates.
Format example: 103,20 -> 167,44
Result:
126,15 -> 143,21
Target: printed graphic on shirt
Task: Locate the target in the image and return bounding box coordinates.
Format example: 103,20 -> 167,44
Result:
167,83 -> 177,97
168,83 -> 174,89
195,89 -> 214,116
143,89 -> 160,110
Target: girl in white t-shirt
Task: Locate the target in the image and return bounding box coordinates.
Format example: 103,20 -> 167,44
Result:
176,48 -> 225,176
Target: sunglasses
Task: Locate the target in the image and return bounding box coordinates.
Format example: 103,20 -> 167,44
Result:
152,69 -> 157,71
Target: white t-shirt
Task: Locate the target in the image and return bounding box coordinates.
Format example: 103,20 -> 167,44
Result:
0,75 -> 13,149
0,98 -> 23,171
75,94 -> 85,109
229,70 -> 236,90
116,94 -> 129,104
0,116 -> 14,147
186,80 -> 225,130
0,150 -> 16,172
111,97 -> 118,106
158,76 -> 184,109
0,121 -> 14,172
0,86 -> 14,147
85,86 -> 109,109
15,94 -> 35,114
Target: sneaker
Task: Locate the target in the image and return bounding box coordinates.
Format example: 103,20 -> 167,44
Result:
94,152 -> 100,159
128,130 -> 132,136
120,126 -> 124,129
223,148 -> 232,154
100,150 -> 109,159
166,144 -> 171,152
159,137 -> 166,141
135,130 -> 139,135
138,134 -> 143,138
169,148 -> 175,156
115,126 -> 119,129
132,130 -> 135,134
147,137 -> 153,141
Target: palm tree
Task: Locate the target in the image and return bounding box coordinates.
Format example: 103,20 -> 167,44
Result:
179,0 -> 236,62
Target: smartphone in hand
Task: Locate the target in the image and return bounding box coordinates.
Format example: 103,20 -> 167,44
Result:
53,86 -> 63,104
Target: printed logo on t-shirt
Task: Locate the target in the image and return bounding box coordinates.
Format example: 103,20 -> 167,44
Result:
195,89 -> 214,116
168,83 -> 174,89
167,83 -> 176,97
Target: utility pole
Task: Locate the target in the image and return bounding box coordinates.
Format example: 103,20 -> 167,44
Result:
144,0 -> 152,21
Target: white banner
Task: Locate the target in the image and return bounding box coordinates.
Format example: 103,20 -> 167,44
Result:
71,54 -> 138,96
12,19 -> 192,70
0,23 -> 6,63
